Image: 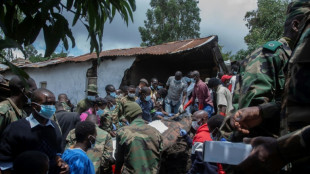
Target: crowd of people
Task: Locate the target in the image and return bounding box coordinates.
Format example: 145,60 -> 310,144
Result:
0,1 -> 310,174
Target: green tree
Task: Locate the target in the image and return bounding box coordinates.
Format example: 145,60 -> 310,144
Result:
243,0 -> 290,53
0,0 -> 135,58
0,0 -> 136,80
139,0 -> 201,46
232,49 -> 250,61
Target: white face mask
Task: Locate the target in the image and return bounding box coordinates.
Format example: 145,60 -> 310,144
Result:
192,120 -> 201,130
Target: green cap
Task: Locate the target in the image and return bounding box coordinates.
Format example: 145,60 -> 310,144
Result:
286,0 -> 310,21
86,84 -> 98,94
124,102 -> 142,119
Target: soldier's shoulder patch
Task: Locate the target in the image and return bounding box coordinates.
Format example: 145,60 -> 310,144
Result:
263,41 -> 283,52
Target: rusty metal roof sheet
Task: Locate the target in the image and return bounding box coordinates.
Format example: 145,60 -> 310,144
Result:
0,36 -> 215,71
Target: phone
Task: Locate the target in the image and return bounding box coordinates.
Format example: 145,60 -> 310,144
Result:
203,141 -> 252,165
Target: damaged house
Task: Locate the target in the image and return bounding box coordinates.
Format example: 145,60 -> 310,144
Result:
1,35 -> 227,104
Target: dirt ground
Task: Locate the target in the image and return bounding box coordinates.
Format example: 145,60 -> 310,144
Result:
159,137 -> 192,174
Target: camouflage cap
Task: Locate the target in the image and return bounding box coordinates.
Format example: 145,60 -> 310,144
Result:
286,0 -> 310,21
124,102 -> 142,118
86,84 -> 98,94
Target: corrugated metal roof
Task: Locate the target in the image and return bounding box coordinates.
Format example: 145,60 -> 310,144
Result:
0,36 -> 215,71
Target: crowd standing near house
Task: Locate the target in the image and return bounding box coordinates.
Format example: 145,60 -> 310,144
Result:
0,1 -> 310,174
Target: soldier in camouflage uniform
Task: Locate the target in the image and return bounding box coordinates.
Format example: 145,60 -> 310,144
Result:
76,84 -> 98,114
100,96 -> 127,137
66,114 -> 114,174
58,93 -> 72,112
228,3 -> 306,139
0,76 -> 36,135
115,102 -> 163,174
231,1 -> 310,173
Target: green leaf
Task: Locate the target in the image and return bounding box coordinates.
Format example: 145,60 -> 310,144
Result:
0,37 -> 23,52
1,55 -> 30,87
43,25 -> 61,57
66,0 -> 74,10
72,4 -> 81,26
63,37 -> 68,50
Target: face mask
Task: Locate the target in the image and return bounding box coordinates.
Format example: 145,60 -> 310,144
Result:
233,71 -> 237,75
157,86 -> 163,89
110,92 -> 117,98
87,95 -> 96,101
21,89 -> 32,105
110,105 -> 116,111
26,97 -> 31,105
174,79 -> 181,84
145,95 -> 151,101
128,93 -> 135,98
96,109 -> 104,116
157,98 -> 163,105
191,120 -> 200,130
185,77 -> 191,83
191,78 -> 196,83
37,105 -> 56,119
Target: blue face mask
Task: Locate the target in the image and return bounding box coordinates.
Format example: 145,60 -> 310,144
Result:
145,95 -> 151,101
184,77 -> 191,83
157,86 -> 163,89
174,79 -> 181,84
110,105 -> 116,111
38,105 -> 56,119
96,109 -> 104,116
233,71 -> 237,75
87,95 -> 96,101
191,78 -> 196,83
110,92 -> 117,98
128,93 -> 135,98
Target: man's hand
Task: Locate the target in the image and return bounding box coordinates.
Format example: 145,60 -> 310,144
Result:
121,119 -> 129,125
110,131 -> 116,137
236,137 -> 286,174
56,156 -> 69,174
230,107 -> 262,134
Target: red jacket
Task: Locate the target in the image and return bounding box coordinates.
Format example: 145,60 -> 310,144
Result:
192,123 -> 226,174
192,123 -> 212,144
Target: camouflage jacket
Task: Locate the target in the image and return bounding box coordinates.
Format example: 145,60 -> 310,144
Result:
233,37 -> 292,110
115,118 -> 163,174
0,98 -> 27,135
100,101 -> 125,132
76,98 -> 93,114
281,15 -> 310,135
66,126 -> 114,174
277,125 -> 310,163
61,102 -> 72,112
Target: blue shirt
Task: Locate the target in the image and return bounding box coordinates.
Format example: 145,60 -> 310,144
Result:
136,98 -> 154,122
62,148 -> 95,174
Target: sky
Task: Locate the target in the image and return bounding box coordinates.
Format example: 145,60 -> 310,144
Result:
17,0 -> 258,58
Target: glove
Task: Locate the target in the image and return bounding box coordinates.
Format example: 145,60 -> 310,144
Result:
178,104 -> 184,113
179,128 -> 187,137
112,123 -> 117,131
119,122 -> 123,127
184,98 -> 193,110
